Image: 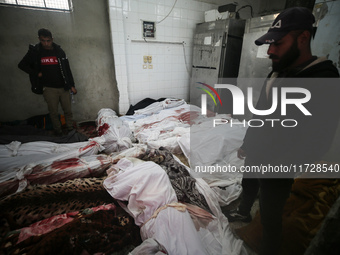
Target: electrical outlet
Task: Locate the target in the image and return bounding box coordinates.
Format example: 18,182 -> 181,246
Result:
143,56 -> 148,63
148,64 -> 153,69
143,64 -> 147,69
147,56 -> 152,63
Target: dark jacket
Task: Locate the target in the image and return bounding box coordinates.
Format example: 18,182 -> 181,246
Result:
18,42 -> 75,94
241,58 -> 340,166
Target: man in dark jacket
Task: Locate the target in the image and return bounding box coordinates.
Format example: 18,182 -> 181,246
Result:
225,7 -> 340,255
18,28 -> 77,136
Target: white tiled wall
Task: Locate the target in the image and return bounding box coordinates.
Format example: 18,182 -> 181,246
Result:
108,0 -> 217,114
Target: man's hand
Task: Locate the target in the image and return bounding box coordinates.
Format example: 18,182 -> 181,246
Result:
237,148 -> 247,159
71,87 -> 77,95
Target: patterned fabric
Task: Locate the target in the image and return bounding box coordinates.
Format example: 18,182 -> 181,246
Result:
0,177 -> 113,238
1,207 -> 141,255
139,147 -> 212,214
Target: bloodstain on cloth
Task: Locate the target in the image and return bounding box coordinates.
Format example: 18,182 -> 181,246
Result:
1,205 -> 142,255
76,121 -> 98,138
97,123 -> 109,136
17,204 -> 117,244
50,158 -> 82,170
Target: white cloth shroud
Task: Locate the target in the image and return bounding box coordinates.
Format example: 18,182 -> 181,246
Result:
0,140 -> 104,178
94,108 -> 135,153
125,104 -> 201,153
0,153 -> 112,197
178,116 -> 247,177
133,98 -> 186,116
103,158 -> 248,255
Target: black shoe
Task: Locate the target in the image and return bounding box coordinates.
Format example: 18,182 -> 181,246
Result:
225,209 -> 252,223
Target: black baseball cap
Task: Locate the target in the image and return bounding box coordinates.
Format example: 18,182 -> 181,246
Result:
255,7 -> 315,46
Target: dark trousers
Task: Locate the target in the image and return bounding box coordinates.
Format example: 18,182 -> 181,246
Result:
239,160 -> 293,255
43,87 -> 73,132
